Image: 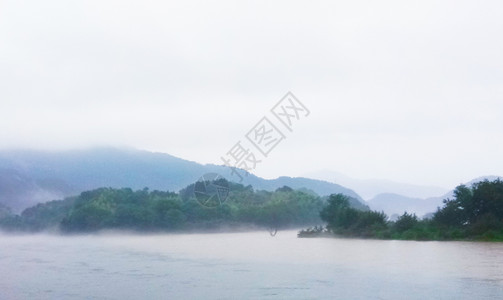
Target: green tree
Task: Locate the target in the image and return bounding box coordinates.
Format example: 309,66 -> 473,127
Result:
320,194 -> 359,231
393,212 -> 419,233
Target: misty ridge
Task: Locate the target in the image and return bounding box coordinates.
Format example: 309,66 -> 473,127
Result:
0,147 -> 502,241
0,147 -> 499,216
0,147 -> 364,214
0,147 -> 365,234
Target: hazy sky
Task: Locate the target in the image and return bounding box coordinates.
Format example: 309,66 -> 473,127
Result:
1,0 -> 502,188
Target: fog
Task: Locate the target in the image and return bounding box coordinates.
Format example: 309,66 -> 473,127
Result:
2,2 -> 503,299
1,0 -> 503,188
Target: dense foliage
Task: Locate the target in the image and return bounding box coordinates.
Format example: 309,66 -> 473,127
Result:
300,179 -> 503,241
5,178 -> 502,241
318,194 -> 387,237
0,181 -> 327,233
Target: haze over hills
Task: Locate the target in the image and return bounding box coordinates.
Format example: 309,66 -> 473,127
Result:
1,148 -> 499,217
0,148 -> 364,213
366,175 -> 503,218
366,193 -> 445,218
304,170 -> 502,218
303,170 -> 449,200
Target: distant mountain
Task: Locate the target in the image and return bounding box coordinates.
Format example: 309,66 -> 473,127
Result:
303,170 -> 449,200
0,148 -> 364,213
367,175 -> 503,218
366,193 -> 444,218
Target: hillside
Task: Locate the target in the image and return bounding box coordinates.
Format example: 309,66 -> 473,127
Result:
0,148 -> 364,212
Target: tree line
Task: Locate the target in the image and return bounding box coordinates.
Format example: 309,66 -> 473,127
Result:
299,179 -> 503,241
0,181 -> 325,233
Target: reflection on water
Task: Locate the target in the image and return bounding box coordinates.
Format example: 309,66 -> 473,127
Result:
0,231 -> 502,299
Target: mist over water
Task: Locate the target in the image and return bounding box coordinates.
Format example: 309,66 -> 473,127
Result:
1,231 -> 502,299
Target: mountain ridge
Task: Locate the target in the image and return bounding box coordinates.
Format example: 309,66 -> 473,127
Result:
0,147 -> 364,212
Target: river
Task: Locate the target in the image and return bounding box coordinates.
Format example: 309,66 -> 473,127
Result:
1,230 -> 502,299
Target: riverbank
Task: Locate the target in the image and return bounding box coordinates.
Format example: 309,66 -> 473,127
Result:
297,226 -> 503,242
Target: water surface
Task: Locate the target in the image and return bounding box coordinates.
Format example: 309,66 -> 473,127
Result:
1,231 -> 502,299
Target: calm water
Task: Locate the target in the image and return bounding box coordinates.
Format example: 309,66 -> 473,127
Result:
0,230 -> 502,299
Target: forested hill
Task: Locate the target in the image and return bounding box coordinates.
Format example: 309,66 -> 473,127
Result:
0,148 -> 363,212
0,181 -> 366,233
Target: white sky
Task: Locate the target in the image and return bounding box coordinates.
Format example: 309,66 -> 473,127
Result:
1,0 -> 502,189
